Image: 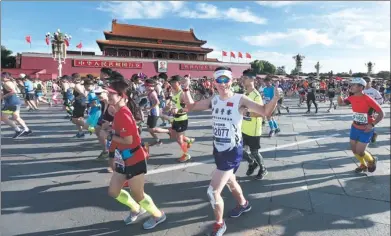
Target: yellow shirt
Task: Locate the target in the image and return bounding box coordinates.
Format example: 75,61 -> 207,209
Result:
242,90 -> 263,136
172,90 -> 188,121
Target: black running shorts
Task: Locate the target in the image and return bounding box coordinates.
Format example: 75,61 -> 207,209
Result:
242,133 -> 261,150
147,115 -> 159,129
115,160 -> 147,180
171,120 -> 188,133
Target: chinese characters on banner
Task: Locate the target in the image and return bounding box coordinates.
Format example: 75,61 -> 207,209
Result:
73,60 -> 143,69
179,64 -> 219,71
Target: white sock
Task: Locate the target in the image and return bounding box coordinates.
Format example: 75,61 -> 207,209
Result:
15,127 -> 21,132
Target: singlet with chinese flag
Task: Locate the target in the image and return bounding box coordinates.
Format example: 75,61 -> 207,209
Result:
242,90 -> 263,137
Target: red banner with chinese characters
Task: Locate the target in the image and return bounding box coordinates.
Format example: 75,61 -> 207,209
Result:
73,60 -> 143,69
180,64 -> 219,71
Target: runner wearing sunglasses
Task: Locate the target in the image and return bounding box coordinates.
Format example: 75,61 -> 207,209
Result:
180,66 -> 279,236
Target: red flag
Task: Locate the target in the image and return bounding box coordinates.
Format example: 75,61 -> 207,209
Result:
245,53 -> 251,59
230,52 -> 235,58
238,52 -> 243,58
222,51 -> 227,57
25,35 -> 31,44
226,102 -> 234,107
64,39 -> 69,47
45,36 -> 50,45
76,42 -> 83,49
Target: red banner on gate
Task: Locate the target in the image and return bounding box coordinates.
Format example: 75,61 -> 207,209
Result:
73,60 -> 143,69
179,64 -> 219,71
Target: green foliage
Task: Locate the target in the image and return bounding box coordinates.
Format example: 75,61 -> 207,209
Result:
1,45 -> 16,68
250,60 -> 276,75
376,71 -> 390,79
352,72 -> 367,77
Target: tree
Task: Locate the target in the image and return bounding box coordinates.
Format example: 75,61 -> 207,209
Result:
352,72 -> 367,77
377,71 -> 390,79
1,46 -> 16,68
250,60 -> 276,74
276,66 -> 286,75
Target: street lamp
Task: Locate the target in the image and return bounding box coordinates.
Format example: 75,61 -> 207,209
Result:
46,29 -> 72,77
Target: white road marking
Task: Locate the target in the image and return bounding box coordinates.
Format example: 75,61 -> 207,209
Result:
189,120 -> 212,124
147,133 -> 341,175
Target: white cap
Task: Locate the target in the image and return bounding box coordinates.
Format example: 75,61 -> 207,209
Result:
350,77 -> 367,87
213,69 -> 233,80
19,73 -> 26,79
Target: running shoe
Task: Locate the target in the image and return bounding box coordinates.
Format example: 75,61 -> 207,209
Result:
334,104 -> 337,110
268,130 -> 275,137
327,109 -> 331,113
355,164 -> 368,173
275,128 -> 281,134
124,208 -> 147,225
246,162 -> 258,176
143,211 -> 166,230
367,156 -> 378,173
286,107 -> 290,113
23,129 -> 33,136
75,132 -> 85,138
95,151 -> 109,161
160,122 -> 167,127
178,154 -> 191,163
211,221 -> 227,236
187,138 -> 195,149
12,130 -> 25,139
229,201 -> 252,218
255,168 -> 268,180
305,111 -> 310,114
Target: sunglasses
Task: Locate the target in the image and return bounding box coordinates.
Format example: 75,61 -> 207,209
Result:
215,76 -> 231,84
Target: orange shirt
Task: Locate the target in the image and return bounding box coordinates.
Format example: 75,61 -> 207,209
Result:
320,82 -> 326,90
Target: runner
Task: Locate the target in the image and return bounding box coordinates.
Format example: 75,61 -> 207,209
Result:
262,77 -> 280,137
337,77 -> 384,173
306,79 -> 318,113
168,75 -> 195,162
326,77 -> 337,112
181,66 -> 279,235
363,76 -> 384,143
241,69 -> 268,180
144,78 -> 170,145
71,73 -> 87,138
103,73 -> 166,229
22,75 -> 39,111
275,80 -> 290,115
319,79 -> 327,102
1,72 -> 32,138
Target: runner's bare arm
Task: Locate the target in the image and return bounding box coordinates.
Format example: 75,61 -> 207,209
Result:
240,86 -> 280,117
337,95 -> 348,106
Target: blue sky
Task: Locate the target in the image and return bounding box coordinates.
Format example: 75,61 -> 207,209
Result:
2,1 -> 390,73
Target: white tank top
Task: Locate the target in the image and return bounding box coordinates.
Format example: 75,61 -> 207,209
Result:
211,93 -> 243,153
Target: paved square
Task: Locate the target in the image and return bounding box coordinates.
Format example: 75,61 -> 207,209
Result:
1,100 -> 390,236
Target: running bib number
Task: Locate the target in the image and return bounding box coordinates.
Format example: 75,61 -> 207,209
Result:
353,112 -> 368,124
213,122 -> 231,144
114,150 -> 125,170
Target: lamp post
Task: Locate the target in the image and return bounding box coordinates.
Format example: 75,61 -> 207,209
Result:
293,54 -> 305,79
365,61 -> 375,76
46,29 -> 71,77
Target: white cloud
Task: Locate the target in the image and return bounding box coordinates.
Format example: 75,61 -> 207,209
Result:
180,3 -> 267,24
97,1 -> 184,19
98,2 -> 266,24
242,29 -> 333,47
255,1 -> 303,8
80,28 -> 100,33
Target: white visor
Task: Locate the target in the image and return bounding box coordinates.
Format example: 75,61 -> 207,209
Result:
350,77 -> 367,87
213,70 -> 233,80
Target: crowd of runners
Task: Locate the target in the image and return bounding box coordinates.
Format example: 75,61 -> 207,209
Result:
1,67 -> 388,235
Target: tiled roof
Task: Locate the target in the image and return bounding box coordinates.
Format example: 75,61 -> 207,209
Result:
96,40 -> 213,53
105,21 -> 206,44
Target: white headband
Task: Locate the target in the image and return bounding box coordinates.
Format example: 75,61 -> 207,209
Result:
214,70 -> 232,79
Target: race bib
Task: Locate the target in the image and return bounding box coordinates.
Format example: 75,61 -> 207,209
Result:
353,112 -> 368,124
114,150 -> 124,169
213,122 -> 231,145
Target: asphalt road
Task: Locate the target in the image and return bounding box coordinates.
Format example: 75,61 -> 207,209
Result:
1,99 -> 390,236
